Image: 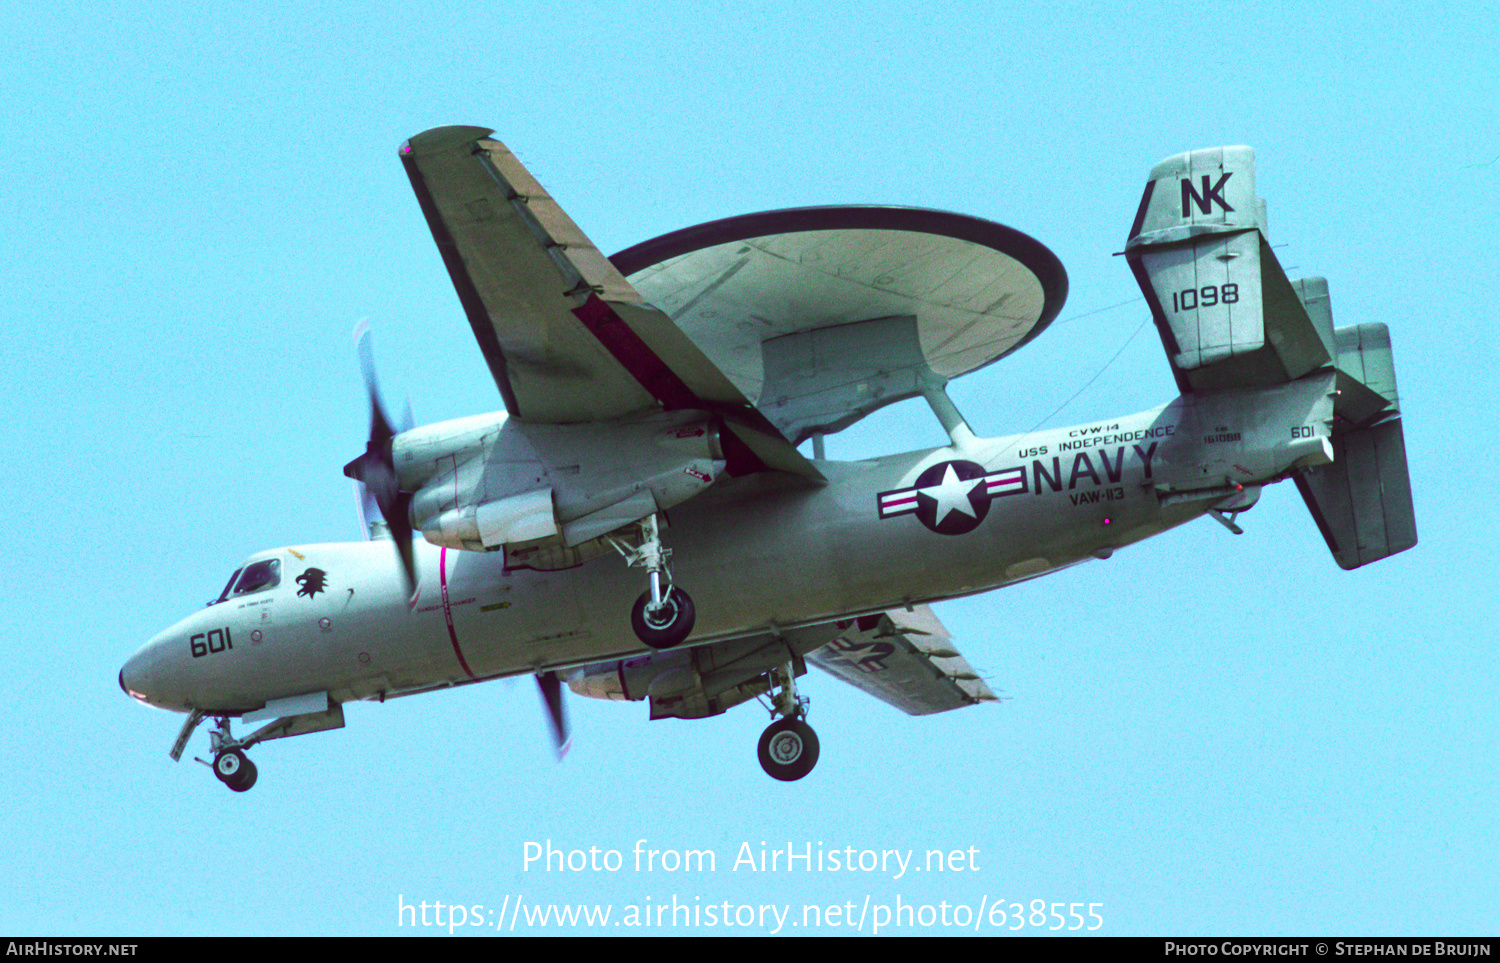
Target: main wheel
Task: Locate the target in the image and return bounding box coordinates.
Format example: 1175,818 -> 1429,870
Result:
214,749 -> 258,792
757,718 -> 820,781
631,587 -> 695,649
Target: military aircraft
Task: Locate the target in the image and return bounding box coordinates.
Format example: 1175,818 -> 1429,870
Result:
120,130 -> 1415,791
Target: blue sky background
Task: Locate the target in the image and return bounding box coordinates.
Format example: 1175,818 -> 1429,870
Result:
2,1 -> 1495,936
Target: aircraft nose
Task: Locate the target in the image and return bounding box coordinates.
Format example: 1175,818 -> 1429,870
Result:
119,650 -> 146,703
119,640 -> 162,706
123,624 -> 204,712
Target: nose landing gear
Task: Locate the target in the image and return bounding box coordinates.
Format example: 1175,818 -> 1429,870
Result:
213,747 -> 258,792
200,717 -> 257,792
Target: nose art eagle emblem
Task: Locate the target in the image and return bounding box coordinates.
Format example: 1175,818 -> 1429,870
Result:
296,568 -> 329,598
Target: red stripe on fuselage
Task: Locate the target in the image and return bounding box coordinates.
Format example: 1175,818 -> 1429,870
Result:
439,547 -> 476,679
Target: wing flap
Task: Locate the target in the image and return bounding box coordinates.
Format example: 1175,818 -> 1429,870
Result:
403,128 -> 751,418
472,136 -> 645,306
807,605 -> 997,715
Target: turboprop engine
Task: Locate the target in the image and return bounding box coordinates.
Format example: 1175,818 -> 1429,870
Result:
393,409 -> 724,552
568,632 -> 821,720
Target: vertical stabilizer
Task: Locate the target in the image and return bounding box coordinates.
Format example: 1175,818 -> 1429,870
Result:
1287,278 -> 1413,568
1126,148 -> 1415,569
1125,147 -> 1331,393
1295,418 -> 1417,570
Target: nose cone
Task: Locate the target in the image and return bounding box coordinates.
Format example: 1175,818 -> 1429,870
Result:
120,633 -> 180,709
119,644 -> 152,704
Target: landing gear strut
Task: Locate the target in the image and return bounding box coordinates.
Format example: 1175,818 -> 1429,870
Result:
204,717 -> 258,792
757,662 -> 819,781
612,514 -> 695,649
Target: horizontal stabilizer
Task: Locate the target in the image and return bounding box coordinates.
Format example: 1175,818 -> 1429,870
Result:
1126,146 -> 1331,393
1295,418 -> 1416,570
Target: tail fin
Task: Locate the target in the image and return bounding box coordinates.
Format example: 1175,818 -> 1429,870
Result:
1126,147 -> 1416,568
1291,277 -> 1400,427
1124,146 -> 1330,393
1295,418 -> 1417,570
1288,280 -> 1415,569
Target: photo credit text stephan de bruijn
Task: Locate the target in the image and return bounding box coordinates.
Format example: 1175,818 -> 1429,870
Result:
395,839 -> 1105,934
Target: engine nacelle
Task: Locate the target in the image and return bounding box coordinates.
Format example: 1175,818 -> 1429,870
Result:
394,410 -> 724,552
429,488 -> 558,550
568,630 -> 831,720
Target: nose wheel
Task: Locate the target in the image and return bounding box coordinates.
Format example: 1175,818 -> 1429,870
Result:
213,748 -> 258,792
198,717 -> 259,793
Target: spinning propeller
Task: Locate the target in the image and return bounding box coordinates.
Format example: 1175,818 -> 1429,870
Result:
536,671 -> 572,759
344,324 -> 418,596
346,324 -> 572,760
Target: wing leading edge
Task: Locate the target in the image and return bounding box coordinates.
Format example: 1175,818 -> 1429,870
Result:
400,126 -> 819,479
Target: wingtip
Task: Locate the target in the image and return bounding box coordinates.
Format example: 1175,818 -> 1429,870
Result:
401,125 -> 497,157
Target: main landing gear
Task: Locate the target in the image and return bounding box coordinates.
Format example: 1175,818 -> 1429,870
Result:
612,514 -> 695,649
202,717 -> 257,792
757,662 -> 819,781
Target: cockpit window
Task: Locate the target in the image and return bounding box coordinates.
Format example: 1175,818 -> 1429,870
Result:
211,568 -> 243,606
231,559 -> 281,597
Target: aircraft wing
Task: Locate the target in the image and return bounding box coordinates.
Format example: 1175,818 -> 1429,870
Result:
400,127 -> 819,478
806,605 -> 997,715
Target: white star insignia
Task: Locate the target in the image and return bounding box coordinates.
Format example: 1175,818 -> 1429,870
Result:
920,464 -> 982,525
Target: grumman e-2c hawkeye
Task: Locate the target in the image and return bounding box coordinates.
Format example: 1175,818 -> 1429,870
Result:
120,131 -> 1416,790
